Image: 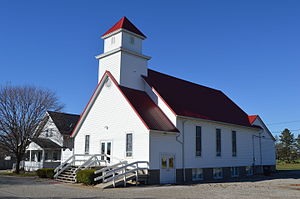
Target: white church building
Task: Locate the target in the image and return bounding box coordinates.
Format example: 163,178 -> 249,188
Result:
57,17 -> 276,185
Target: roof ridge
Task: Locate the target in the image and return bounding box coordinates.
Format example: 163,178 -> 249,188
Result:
47,110 -> 79,117
147,69 -> 221,92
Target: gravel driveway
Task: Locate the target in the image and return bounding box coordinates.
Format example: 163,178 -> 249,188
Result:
0,170 -> 299,199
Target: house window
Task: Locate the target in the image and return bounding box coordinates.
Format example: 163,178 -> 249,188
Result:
130,36 -> 135,44
196,126 -> 202,157
45,152 -> 49,161
85,135 -> 90,154
232,131 -> 237,157
216,129 -> 221,156
192,168 -> 203,181
25,151 -> 30,161
31,151 -> 35,161
111,36 -> 115,44
246,166 -> 253,176
53,152 -> 58,161
213,168 -> 223,179
231,167 -> 239,177
126,133 -> 133,157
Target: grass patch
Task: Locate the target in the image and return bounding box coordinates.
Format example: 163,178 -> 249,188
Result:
0,171 -> 37,177
276,161 -> 300,170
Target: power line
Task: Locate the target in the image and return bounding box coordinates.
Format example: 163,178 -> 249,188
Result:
267,120 -> 300,126
271,128 -> 300,134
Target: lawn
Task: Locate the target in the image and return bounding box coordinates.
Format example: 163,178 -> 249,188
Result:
0,171 -> 37,177
276,161 -> 300,170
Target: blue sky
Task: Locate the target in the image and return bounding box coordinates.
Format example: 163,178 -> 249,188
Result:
0,0 -> 299,136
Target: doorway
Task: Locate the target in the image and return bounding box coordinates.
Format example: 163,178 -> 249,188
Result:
100,141 -> 112,162
160,153 -> 176,184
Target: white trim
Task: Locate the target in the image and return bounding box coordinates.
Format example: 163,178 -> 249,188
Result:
177,115 -> 261,132
125,132 -> 133,159
254,116 -> 276,141
95,47 -> 151,60
101,28 -> 146,40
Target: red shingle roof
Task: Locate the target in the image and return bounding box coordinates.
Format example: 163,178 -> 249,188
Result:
120,86 -> 179,133
102,17 -> 146,38
144,69 -> 254,128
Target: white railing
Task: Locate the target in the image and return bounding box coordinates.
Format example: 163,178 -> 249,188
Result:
54,154 -> 122,179
94,161 -> 149,187
75,154 -> 109,172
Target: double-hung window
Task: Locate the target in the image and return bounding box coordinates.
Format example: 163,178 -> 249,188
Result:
196,126 -> 202,157
84,135 -> 90,154
231,167 -> 239,177
246,166 -> 253,176
216,129 -> 221,156
126,133 -> 133,157
213,168 -> 223,179
192,168 -> 203,181
232,131 -> 237,157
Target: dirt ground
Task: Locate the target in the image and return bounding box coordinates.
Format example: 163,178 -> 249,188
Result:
0,170 -> 299,199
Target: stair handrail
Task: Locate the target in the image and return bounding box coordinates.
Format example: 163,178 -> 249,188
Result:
94,160 -> 128,181
54,154 -> 92,178
54,157 -> 76,178
54,154 -> 74,173
103,161 -> 148,177
94,161 -> 149,185
76,154 -> 108,171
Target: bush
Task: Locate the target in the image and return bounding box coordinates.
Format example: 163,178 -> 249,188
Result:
76,169 -> 98,185
36,168 -> 55,179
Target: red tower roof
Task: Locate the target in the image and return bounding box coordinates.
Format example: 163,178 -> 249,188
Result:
102,17 -> 146,38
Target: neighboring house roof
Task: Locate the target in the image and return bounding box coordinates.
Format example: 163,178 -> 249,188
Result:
102,16 -> 146,38
30,138 -> 61,149
248,115 -> 258,124
143,69 -> 255,128
48,111 -> 80,135
120,86 -> 179,133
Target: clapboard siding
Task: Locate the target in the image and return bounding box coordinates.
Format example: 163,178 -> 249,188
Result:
74,76 -> 149,164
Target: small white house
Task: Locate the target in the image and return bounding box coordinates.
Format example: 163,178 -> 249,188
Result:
24,111 -> 79,171
70,17 -> 276,184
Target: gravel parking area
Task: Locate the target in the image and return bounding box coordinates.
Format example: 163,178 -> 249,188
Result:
0,170 -> 299,199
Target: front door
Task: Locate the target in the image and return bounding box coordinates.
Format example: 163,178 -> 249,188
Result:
160,153 -> 176,184
100,141 -> 112,162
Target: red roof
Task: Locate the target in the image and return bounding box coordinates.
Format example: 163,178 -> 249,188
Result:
102,17 -> 146,38
248,115 -> 258,124
120,86 -> 179,133
144,69 -> 255,128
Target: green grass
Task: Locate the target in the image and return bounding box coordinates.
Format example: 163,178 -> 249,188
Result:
0,171 -> 37,177
276,160 -> 300,170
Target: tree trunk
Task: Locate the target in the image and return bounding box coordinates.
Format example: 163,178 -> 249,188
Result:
15,156 -> 21,174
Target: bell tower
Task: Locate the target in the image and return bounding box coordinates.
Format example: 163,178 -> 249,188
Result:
96,17 -> 151,91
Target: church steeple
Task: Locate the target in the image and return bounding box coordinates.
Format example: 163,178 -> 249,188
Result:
96,17 -> 151,91
101,16 -> 146,39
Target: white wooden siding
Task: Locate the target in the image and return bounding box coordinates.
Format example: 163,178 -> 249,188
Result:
120,52 -> 147,91
121,32 -> 142,54
39,117 -> 63,146
144,82 -> 177,125
252,118 -> 276,165
98,52 -> 121,83
74,76 -> 150,164
149,132 -> 181,169
103,32 -> 122,53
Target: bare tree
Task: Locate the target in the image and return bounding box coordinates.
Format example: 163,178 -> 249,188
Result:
0,85 -> 64,173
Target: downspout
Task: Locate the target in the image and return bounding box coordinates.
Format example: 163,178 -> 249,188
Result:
252,135 -> 255,167
259,131 -> 263,172
176,120 -> 186,182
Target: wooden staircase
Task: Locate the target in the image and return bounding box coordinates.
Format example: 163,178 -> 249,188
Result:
56,166 -> 77,183
94,161 -> 149,188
